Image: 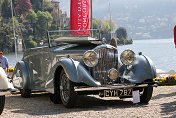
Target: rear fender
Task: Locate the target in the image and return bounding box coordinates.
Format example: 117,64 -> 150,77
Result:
13,61 -> 31,89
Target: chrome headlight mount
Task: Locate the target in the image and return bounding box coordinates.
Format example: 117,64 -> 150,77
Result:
83,50 -> 99,67
120,49 -> 136,66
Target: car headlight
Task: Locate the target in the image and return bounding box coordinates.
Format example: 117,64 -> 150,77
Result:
120,49 -> 136,65
83,50 -> 98,67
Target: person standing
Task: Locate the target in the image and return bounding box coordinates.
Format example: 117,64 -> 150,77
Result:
0,51 -> 9,74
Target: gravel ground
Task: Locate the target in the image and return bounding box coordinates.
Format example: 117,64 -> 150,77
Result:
1,86 -> 176,118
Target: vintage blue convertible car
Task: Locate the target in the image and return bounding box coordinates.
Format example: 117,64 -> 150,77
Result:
13,30 -> 156,108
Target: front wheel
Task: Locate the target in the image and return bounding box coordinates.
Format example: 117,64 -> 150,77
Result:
60,70 -> 76,108
20,89 -> 31,98
0,96 -> 5,115
50,93 -> 61,104
140,86 -> 153,103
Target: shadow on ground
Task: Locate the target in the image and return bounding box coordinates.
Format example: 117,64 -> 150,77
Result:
152,91 -> 176,100
160,100 -> 176,118
4,92 -> 148,116
152,91 -> 176,117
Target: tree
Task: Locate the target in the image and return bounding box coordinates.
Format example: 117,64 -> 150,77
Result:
24,10 -> 37,39
35,11 -> 53,40
116,27 -> 128,40
24,10 -> 53,43
93,19 -> 110,34
43,0 -> 53,12
24,37 -> 37,48
102,22 -> 111,34
0,0 -> 3,6
106,19 -> 117,31
25,10 -> 37,24
30,0 -> 43,12
30,0 -> 52,12
0,24 -> 14,53
15,0 -> 32,17
93,19 -> 117,34
97,19 -> 105,29
1,0 -> 11,18
0,0 -> 3,16
93,19 -> 99,29
45,11 -> 53,23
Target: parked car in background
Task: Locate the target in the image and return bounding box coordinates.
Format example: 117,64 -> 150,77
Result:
0,67 -> 11,114
12,30 -> 156,108
0,95 -> 5,115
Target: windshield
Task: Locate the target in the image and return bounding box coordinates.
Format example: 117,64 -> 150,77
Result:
48,29 -> 101,47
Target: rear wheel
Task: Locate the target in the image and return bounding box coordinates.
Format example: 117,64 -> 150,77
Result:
140,86 -> 153,103
60,70 -> 76,108
13,64 -> 31,98
13,61 -> 31,98
20,89 -> 31,98
0,95 -> 5,115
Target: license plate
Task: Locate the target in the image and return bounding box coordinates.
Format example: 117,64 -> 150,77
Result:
104,88 -> 133,97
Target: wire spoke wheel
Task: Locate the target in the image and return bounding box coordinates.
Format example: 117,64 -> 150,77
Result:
60,70 -> 75,108
60,74 -> 70,102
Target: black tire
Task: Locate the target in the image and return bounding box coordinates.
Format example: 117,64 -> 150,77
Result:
60,70 -> 76,108
0,96 -> 5,115
140,86 -> 153,103
50,69 -> 62,104
50,93 -> 61,104
20,89 -> 31,98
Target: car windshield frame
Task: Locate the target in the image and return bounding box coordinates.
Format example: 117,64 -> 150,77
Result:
47,29 -> 101,47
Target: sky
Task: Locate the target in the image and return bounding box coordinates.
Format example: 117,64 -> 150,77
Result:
59,0 -> 176,19
60,0 -> 116,19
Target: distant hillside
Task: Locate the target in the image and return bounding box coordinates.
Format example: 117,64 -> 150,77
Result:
61,0 -> 176,18
93,0 -> 176,18
61,0 -> 176,39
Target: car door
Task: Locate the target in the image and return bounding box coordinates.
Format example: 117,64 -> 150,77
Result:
28,49 -> 43,89
41,47 -> 52,88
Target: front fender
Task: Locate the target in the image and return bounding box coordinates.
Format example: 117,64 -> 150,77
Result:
58,58 -> 101,86
122,55 -> 156,83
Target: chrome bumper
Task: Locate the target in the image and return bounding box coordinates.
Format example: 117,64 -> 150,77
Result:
75,84 -> 157,92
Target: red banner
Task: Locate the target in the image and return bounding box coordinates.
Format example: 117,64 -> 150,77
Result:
174,25 -> 176,48
70,0 -> 90,35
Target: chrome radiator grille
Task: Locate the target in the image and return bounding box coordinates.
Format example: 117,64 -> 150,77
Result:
93,47 -> 118,84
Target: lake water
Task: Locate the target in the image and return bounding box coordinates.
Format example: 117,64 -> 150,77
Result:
4,38 -> 176,72
118,38 -> 176,72
4,52 -> 23,68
